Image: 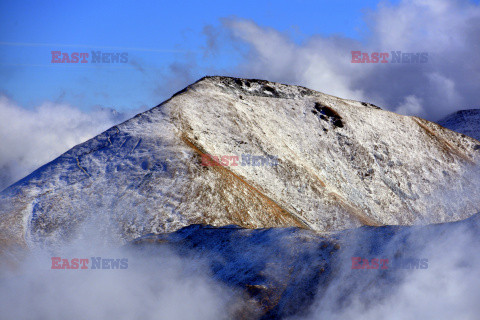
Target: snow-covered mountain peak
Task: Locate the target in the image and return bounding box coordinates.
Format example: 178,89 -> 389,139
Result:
1,77 -> 479,248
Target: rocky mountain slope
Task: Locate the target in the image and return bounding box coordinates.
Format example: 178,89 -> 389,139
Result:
1,76 -> 479,248
438,109 -> 480,141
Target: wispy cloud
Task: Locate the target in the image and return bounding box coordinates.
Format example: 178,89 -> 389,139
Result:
0,96 -> 130,191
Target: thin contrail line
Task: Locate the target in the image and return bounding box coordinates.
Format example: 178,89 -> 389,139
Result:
0,41 -> 192,53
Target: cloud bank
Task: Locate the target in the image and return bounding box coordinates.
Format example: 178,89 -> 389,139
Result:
0,96 -> 129,191
295,217 -> 480,319
0,243 -> 237,320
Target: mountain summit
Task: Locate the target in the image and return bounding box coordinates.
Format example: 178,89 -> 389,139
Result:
1,76 -> 479,247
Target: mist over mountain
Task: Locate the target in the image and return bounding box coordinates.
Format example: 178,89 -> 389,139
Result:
129,213 -> 480,319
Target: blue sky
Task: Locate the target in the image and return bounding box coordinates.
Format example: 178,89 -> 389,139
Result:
1,0 -> 391,112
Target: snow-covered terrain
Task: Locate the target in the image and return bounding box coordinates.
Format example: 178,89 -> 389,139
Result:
1,76 -> 480,249
438,109 -> 480,142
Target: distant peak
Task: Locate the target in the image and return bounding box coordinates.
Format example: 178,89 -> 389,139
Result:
440,108 -> 480,119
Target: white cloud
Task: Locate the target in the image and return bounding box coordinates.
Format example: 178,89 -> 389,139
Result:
395,95 -> 425,116
222,18 -> 366,101
0,244 -> 237,320
0,95 -> 128,190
